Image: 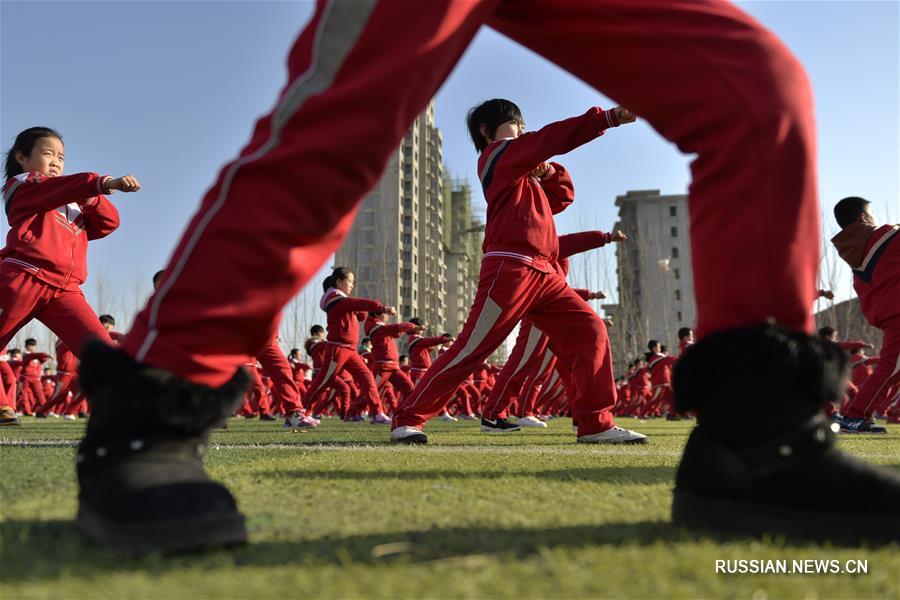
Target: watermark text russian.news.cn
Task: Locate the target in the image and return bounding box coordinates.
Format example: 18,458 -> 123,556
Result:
715,559 -> 868,575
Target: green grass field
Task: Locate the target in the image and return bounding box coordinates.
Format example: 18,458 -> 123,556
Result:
2,416 -> 898,599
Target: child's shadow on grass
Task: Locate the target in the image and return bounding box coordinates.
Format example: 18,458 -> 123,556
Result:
2,515 -> 886,583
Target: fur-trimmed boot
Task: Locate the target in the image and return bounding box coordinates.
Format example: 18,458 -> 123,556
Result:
76,340 -> 250,552
671,324 -> 900,543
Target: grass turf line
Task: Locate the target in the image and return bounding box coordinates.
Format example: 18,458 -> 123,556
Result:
1,417 -> 898,599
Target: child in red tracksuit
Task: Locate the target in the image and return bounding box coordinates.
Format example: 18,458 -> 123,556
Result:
405,318 -> 448,384
0,350 -> 15,424
391,100 -> 646,444
21,339 -> 51,417
303,267 -> 394,425
364,311 -> 417,413
831,197 -> 900,434
1,128 -> 140,359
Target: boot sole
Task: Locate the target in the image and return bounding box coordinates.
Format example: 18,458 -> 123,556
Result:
480,427 -> 521,433
76,504 -> 248,553
576,437 -> 648,444
672,489 -> 900,544
390,434 -> 428,444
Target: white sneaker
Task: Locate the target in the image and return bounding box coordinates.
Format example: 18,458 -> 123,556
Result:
577,426 -> 648,444
283,411 -> 316,430
517,415 -> 548,428
439,413 -> 458,422
63,414 -> 77,421
390,426 -> 428,444
47,412 -> 59,418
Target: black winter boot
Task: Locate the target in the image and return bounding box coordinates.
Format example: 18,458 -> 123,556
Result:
671,324 -> 900,544
76,340 -> 250,553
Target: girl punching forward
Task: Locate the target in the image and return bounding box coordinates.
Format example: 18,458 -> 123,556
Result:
0,127 -> 141,375
302,267 -> 395,426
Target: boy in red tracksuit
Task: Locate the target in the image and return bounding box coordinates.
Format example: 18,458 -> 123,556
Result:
405,319 -> 448,384
646,342 -> 678,419
22,339 -> 51,417
364,311 -> 416,411
831,198 -> 900,433
44,338 -> 79,416
392,100 -> 645,445
677,328 -> 695,356
303,267 -> 393,426
305,334 -> 350,419
1,127 -> 139,356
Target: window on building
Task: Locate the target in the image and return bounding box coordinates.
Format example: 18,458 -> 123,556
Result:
677,311 -> 683,322
671,226 -> 678,237
672,247 -> 679,258
674,268 -> 680,280
670,206 -> 677,217
675,289 -> 682,301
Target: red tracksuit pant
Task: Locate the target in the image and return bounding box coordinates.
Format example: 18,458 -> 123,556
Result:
521,352 -> 557,417
394,259 -> 616,435
44,373 -> 77,414
257,339 -> 303,414
119,0 -> 817,388
482,321 -> 548,420
0,268 -> 111,355
305,345 -> 382,417
843,316 -> 900,420
373,366 -> 414,411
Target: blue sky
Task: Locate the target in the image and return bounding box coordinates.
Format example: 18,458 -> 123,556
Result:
2,1 -> 898,348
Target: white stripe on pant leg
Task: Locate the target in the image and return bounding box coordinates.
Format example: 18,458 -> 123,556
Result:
485,323 -> 543,416
306,358 -> 340,401
406,299 -> 505,412
520,347 -> 554,408
137,0 -> 378,361
405,261 -> 508,412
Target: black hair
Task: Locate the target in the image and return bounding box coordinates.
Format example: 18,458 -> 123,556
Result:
677,327 -> 692,340
323,266 -> 353,292
361,337 -> 371,345
410,317 -> 423,326
25,338 -> 37,346
4,127 -> 63,180
399,354 -> 408,362
289,348 -> 300,356
152,270 -> 166,287
647,339 -> 659,351
442,333 -> 453,339
644,351 -> 655,362
834,197 -> 871,229
98,314 -> 116,326
660,345 -> 668,353
466,99 -> 524,153
818,326 -> 835,339
310,325 -> 325,336
368,310 -> 386,318
850,347 -> 862,355
9,348 -> 21,356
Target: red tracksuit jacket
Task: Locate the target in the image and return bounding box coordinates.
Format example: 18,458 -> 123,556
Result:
22,352 -> 50,381
647,353 -> 677,386
406,334 -> 445,370
55,340 -> 77,374
364,317 -> 416,368
2,172 -> 119,290
478,107 -> 621,273
832,223 -> 900,327
850,355 -> 879,388
319,288 -> 387,348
